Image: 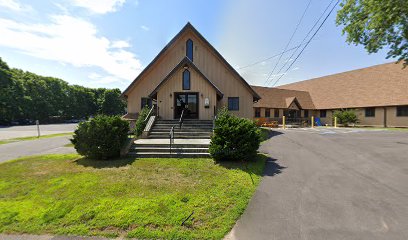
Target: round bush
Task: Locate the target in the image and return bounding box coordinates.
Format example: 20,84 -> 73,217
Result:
209,108 -> 261,161
71,115 -> 129,160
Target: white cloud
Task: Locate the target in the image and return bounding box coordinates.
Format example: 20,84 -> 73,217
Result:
111,40 -> 130,48
70,0 -> 126,14
0,0 -> 31,11
89,73 -> 125,84
141,25 -> 149,31
0,15 -> 143,83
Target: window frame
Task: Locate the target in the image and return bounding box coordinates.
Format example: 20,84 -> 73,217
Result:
186,39 -> 193,61
365,107 -> 376,117
274,109 -> 279,118
228,97 -> 239,111
182,69 -> 191,90
304,110 -> 309,118
320,110 -> 327,118
396,106 -> 408,117
141,97 -> 152,110
265,108 -> 270,118
255,108 -> 261,118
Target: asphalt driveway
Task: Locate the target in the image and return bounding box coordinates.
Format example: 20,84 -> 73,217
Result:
0,123 -> 77,140
227,128 -> 408,240
0,136 -> 76,163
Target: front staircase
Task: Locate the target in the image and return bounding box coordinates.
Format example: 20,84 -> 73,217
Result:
128,119 -> 213,158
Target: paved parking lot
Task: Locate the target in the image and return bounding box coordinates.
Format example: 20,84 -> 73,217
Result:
0,123 -> 77,140
228,128 -> 408,240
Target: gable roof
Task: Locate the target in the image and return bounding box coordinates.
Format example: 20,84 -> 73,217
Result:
285,97 -> 301,109
278,62 -> 408,109
148,57 -> 223,98
252,85 -> 315,109
121,22 -> 261,100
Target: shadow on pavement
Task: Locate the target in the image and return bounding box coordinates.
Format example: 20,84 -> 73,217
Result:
263,157 -> 286,177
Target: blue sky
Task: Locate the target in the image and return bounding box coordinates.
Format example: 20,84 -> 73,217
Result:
0,0 -> 394,90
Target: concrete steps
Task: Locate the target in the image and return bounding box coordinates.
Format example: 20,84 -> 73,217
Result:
127,119 -> 213,158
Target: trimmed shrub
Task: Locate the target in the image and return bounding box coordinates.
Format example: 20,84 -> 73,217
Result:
71,115 -> 129,160
333,109 -> 358,126
134,106 -> 150,136
209,108 -> 261,161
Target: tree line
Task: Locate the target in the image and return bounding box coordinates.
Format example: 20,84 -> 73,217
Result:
0,57 -> 126,125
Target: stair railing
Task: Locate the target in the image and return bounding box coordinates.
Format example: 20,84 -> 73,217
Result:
169,108 -> 185,155
179,108 -> 185,129
169,125 -> 175,154
144,104 -> 156,122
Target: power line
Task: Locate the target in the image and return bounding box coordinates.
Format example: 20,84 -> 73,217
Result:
270,0 -> 340,87
266,0 -> 337,87
262,0 -> 313,88
237,45 -> 302,70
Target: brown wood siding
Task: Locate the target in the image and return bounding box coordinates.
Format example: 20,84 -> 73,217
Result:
157,67 -> 217,120
126,29 -> 254,119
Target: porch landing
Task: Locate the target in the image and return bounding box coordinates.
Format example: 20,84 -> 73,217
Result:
134,138 -> 210,145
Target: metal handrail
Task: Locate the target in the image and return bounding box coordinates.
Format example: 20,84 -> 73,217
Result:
179,108 -> 185,129
169,125 -> 175,154
144,104 -> 156,122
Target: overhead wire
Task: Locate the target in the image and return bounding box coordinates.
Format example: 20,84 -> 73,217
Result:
262,0 -> 313,89
269,0 -> 340,87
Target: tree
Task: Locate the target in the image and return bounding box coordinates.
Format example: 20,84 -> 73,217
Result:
336,0 -> 408,66
0,58 -> 24,124
100,88 -> 126,116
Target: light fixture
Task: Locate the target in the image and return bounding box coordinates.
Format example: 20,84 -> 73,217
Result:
170,93 -> 172,97
183,65 -> 189,69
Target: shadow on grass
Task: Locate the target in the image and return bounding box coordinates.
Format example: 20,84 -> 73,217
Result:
75,157 -> 137,169
216,154 -> 285,184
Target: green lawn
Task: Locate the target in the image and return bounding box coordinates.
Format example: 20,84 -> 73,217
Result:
0,154 -> 266,239
0,133 -> 73,145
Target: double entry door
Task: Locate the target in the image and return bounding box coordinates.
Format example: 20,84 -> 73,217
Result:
174,92 -> 198,119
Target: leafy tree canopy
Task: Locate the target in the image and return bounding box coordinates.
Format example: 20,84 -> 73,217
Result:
336,0 -> 408,66
0,57 -> 126,124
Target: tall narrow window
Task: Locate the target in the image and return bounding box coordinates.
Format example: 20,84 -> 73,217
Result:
265,109 -> 270,118
304,110 -> 309,118
274,109 -> 279,118
186,39 -> 193,61
182,69 -> 190,90
255,108 -> 261,118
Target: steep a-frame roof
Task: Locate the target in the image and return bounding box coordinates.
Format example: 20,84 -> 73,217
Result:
149,57 -> 223,98
121,22 -> 261,100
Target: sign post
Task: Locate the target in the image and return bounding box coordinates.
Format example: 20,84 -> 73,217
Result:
36,120 -> 40,138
